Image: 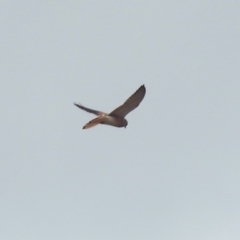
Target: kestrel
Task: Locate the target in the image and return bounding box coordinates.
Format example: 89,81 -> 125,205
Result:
74,85 -> 146,129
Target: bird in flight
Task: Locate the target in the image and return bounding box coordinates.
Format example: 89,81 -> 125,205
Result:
74,85 -> 146,129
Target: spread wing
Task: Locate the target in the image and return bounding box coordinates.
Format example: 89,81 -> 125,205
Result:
74,103 -> 107,116
109,85 -> 146,117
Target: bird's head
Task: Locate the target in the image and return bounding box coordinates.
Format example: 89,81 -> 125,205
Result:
124,119 -> 128,128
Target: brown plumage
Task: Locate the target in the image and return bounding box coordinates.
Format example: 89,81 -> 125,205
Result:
74,85 -> 146,129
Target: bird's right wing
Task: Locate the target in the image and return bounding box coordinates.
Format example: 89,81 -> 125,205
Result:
74,103 -> 107,116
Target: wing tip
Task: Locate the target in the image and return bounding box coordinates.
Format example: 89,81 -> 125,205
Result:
74,102 -> 81,105
140,84 -> 146,94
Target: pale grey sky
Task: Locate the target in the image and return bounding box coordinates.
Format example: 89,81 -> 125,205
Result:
1,1 -> 240,240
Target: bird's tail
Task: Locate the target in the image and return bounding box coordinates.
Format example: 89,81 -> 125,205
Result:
83,117 -> 103,129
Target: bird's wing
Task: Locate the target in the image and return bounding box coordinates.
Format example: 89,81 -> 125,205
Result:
109,85 -> 146,117
74,103 -> 107,116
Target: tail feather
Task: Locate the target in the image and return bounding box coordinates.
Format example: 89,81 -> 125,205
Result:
83,117 -> 102,129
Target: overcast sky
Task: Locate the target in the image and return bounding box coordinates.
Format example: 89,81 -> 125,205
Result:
1,1 -> 240,240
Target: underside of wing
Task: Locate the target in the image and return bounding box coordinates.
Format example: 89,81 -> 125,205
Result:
109,85 -> 146,117
74,103 -> 107,116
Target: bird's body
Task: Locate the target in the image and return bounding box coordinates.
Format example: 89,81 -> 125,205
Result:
74,85 -> 146,129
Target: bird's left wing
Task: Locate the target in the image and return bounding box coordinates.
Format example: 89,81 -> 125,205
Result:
109,85 -> 146,118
